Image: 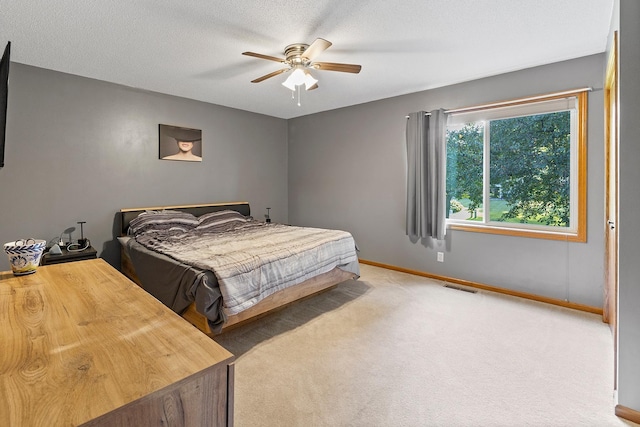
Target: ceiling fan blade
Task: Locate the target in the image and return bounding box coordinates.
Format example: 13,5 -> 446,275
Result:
307,83 -> 319,91
312,62 -> 362,74
242,51 -> 286,63
251,68 -> 289,83
301,38 -> 332,61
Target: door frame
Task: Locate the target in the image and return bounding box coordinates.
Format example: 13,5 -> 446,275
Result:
604,30 -> 619,388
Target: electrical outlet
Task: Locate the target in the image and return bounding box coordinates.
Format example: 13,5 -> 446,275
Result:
437,252 -> 444,262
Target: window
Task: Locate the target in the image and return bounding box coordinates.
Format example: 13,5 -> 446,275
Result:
445,90 -> 587,242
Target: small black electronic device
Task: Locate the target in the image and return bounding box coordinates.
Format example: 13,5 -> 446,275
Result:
77,221 -> 88,248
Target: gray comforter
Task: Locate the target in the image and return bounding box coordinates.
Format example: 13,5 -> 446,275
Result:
134,221 -> 359,316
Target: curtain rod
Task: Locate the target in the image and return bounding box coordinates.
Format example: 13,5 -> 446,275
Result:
406,87 -> 592,119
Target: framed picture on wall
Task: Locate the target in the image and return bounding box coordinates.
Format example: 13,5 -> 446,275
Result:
159,124 -> 202,162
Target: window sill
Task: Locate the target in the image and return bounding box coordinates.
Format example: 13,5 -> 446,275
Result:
447,222 -> 586,242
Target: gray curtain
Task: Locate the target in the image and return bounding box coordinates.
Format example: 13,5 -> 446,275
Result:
406,109 -> 447,240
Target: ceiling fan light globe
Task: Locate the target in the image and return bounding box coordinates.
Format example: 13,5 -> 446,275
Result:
282,79 -> 297,91
288,68 -> 307,85
303,72 -> 318,90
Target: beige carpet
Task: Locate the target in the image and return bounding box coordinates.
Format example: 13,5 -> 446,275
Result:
214,264 -> 637,427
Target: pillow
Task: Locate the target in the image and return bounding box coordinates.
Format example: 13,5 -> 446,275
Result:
196,209 -> 248,232
128,210 -> 198,235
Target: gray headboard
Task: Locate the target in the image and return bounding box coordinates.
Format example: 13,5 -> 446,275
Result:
119,201 -> 251,235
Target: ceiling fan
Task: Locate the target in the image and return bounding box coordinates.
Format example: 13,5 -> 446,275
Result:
242,38 -> 362,92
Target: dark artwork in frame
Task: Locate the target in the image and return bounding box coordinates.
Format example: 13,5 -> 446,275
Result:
159,124 -> 202,162
0,41 -> 10,168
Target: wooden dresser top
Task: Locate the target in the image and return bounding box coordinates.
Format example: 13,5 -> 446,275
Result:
0,258 -> 233,426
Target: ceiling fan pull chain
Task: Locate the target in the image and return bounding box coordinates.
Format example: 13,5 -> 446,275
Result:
297,87 -> 301,106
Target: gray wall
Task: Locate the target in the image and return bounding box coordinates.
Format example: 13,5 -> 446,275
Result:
0,63 -> 288,270
289,54 -> 605,308
614,0 -> 640,413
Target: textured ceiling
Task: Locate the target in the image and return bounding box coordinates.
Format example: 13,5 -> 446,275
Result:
0,0 -> 614,119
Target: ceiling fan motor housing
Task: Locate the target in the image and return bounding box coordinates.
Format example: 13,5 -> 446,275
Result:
284,44 -> 311,66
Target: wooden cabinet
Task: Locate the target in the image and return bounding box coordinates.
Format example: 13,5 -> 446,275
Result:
0,259 -> 234,426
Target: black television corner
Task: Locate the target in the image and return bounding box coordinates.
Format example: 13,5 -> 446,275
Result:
0,41 -> 10,168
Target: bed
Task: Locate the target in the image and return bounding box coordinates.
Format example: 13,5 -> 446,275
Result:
118,202 -> 360,335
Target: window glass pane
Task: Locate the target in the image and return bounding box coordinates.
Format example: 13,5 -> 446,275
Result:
446,122 -> 484,222
489,111 -> 571,227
